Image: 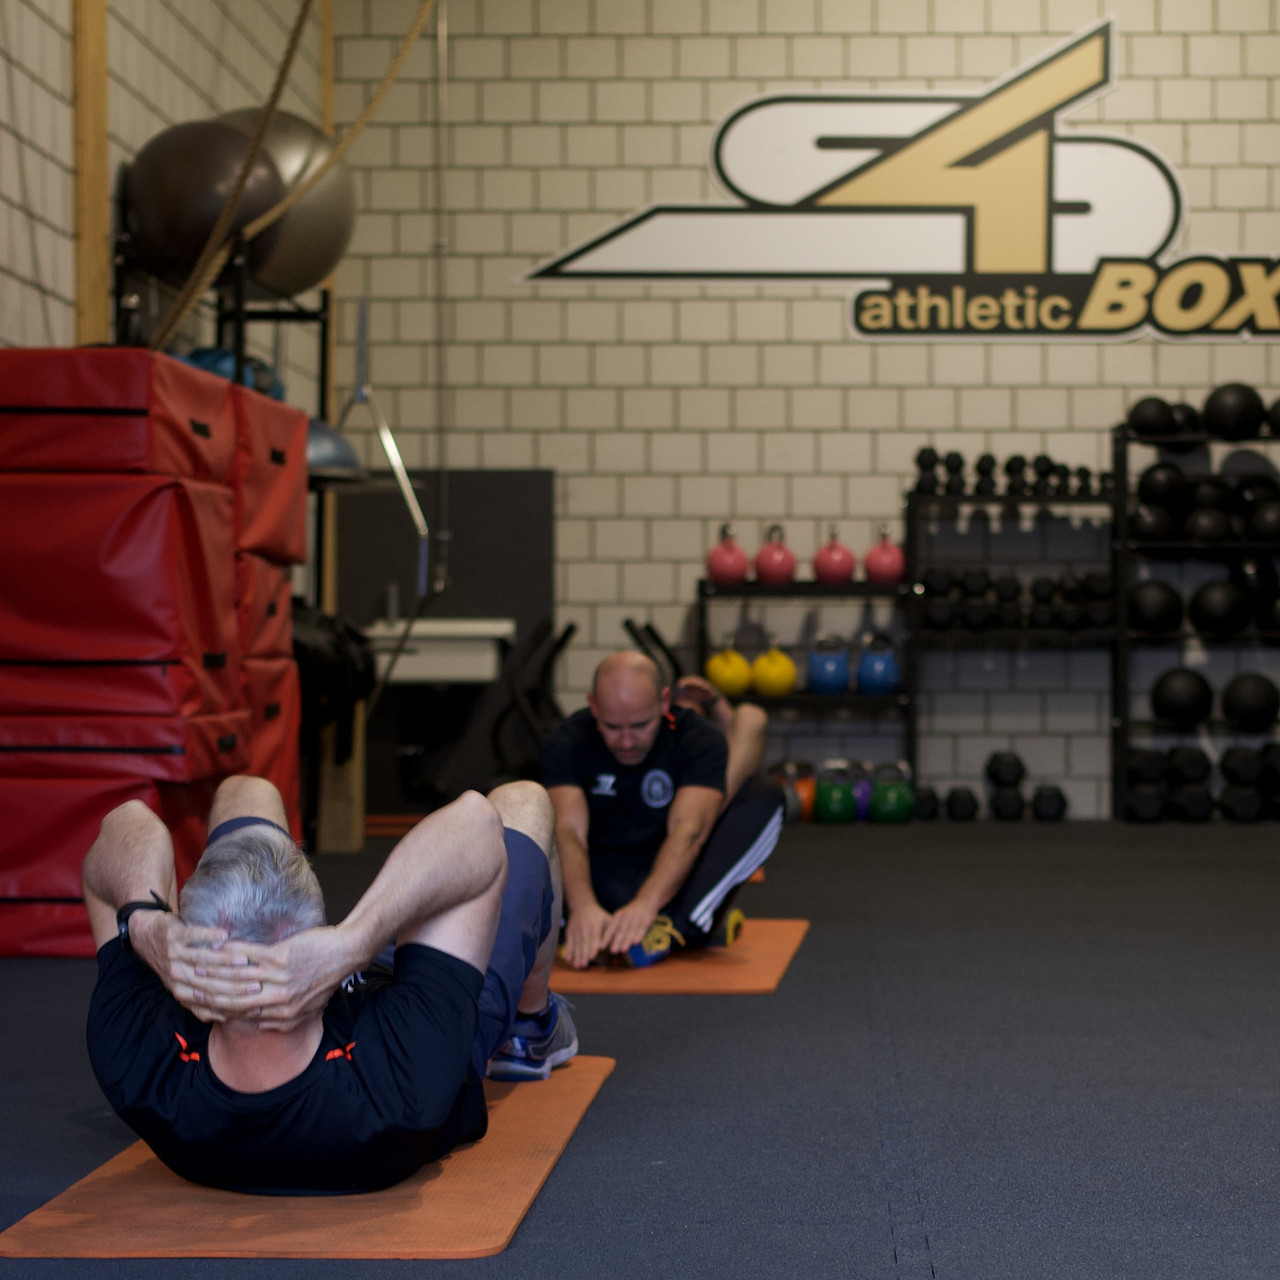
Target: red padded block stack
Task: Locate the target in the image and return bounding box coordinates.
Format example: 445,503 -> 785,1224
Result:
0,349 -> 308,956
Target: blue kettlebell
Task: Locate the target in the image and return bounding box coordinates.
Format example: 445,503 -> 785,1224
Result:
807,636 -> 851,695
856,632 -> 901,695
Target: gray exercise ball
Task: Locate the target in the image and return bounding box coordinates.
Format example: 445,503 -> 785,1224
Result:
219,108 -> 357,298
122,119 -> 285,272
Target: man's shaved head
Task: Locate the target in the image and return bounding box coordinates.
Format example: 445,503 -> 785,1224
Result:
591,650 -> 663,700
588,650 -> 670,766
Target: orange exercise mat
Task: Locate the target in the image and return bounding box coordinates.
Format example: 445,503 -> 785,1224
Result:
553,918 -> 808,994
0,1055 -> 614,1261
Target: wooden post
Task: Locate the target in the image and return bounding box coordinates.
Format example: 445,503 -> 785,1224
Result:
72,0 -> 111,345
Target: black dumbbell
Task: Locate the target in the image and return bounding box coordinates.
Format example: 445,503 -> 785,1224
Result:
1005,455 -> 1029,498
915,446 -> 940,495
1219,786 -> 1265,822
1126,748 -> 1167,785
1166,784 -> 1214,822
1074,466 -> 1094,497
1030,576 -> 1057,604
921,597 -> 955,629
1220,746 -> 1264,787
1124,785 -> 1165,822
960,568 -> 991,597
1031,785 -> 1067,821
986,752 -> 1027,789
990,787 -> 1025,820
914,786 -> 940,821
1165,746 -> 1211,787
943,451 -> 966,495
945,786 -> 979,820
961,596 -> 995,630
921,566 -> 956,596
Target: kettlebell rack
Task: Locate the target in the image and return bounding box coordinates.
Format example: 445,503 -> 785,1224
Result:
695,576 -> 915,775
1111,422 -> 1280,822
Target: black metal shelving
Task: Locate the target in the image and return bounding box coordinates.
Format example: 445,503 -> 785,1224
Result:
1111,423 -> 1280,819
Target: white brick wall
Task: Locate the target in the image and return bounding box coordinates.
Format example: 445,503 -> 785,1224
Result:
10,1 -> 1270,817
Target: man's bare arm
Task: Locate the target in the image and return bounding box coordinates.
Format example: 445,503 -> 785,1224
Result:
600,784 -> 723,954
548,784 -> 612,969
190,790 -> 508,1030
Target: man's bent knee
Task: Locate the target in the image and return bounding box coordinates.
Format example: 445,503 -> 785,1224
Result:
207,775 -> 288,833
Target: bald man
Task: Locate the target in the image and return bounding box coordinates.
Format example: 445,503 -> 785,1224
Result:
541,651 -> 784,968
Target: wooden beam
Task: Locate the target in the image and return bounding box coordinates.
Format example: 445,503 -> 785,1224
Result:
72,0 -> 110,345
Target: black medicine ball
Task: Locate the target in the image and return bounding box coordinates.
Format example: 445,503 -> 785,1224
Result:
1231,472 -> 1280,518
1203,383 -> 1266,441
1246,499 -> 1280,542
1130,503 -> 1178,540
1127,396 -> 1176,436
1190,476 -> 1233,510
1137,462 -> 1193,516
1231,555 -> 1280,611
1150,668 -> 1213,730
1221,673 -> 1280,732
1187,580 -> 1249,637
1182,506 -> 1235,542
1128,580 -> 1184,634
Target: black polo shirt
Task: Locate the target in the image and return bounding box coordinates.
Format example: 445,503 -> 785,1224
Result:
540,706 -> 726,862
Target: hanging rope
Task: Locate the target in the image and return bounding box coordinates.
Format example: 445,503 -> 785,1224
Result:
148,0 -> 316,351
146,0 -> 438,351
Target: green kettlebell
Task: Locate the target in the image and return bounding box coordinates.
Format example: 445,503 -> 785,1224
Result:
814,759 -> 858,824
869,760 -> 915,824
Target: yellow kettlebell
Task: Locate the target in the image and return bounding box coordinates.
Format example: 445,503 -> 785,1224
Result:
751,642 -> 798,697
704,641 -> 753,697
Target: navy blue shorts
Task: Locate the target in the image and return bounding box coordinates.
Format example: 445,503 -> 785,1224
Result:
206,815 -> 294,846
470,828 -> 555,1076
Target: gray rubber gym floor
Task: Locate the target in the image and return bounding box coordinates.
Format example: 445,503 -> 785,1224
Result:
4,820 -> 1280,1279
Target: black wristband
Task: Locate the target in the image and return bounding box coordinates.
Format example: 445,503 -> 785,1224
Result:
116,892 -> 172,952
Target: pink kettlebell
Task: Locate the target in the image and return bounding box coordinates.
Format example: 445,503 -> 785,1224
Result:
705,523 -> 751,586
754,524 -> 796,585
812,526 -> 857,585
863,526 -> 905,585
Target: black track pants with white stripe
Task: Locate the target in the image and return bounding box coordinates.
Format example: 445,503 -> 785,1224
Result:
591,774 -> 786,945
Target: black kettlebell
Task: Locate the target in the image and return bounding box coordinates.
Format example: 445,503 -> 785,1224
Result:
1150,668 -> 1213,730
1165,746 -> 1211,786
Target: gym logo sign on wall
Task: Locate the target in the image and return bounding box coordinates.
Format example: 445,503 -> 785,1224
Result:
532,21 -> 1277,343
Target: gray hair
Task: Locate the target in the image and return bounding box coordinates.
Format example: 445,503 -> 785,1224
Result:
179,825 -> 325,944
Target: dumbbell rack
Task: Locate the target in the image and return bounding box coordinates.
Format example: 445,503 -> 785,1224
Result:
1110,423 -> 1280,820
695,577 -> 915,778
904,490 -> 1117,652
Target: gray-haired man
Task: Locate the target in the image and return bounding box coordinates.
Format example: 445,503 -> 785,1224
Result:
82,775 -> 576,1195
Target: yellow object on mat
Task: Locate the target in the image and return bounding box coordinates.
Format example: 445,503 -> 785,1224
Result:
554,918 -> 809,995
0,1056 -> 614,1261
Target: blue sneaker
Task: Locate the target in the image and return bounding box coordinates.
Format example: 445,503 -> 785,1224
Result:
486,992 -> 579,1081
624,914 -> 685,967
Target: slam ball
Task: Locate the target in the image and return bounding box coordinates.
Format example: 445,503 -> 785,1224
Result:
1149,668 -> 1213,730
1203,383 -> 1266,441
1127,396 -> 1176,437
1128,580 -> 1183,634
1221,673 -> 1280,733
122,119 -> 285,272
219,108 -> 357,297
1187,580 -> 1250,638
1137,462 -> 1194,516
